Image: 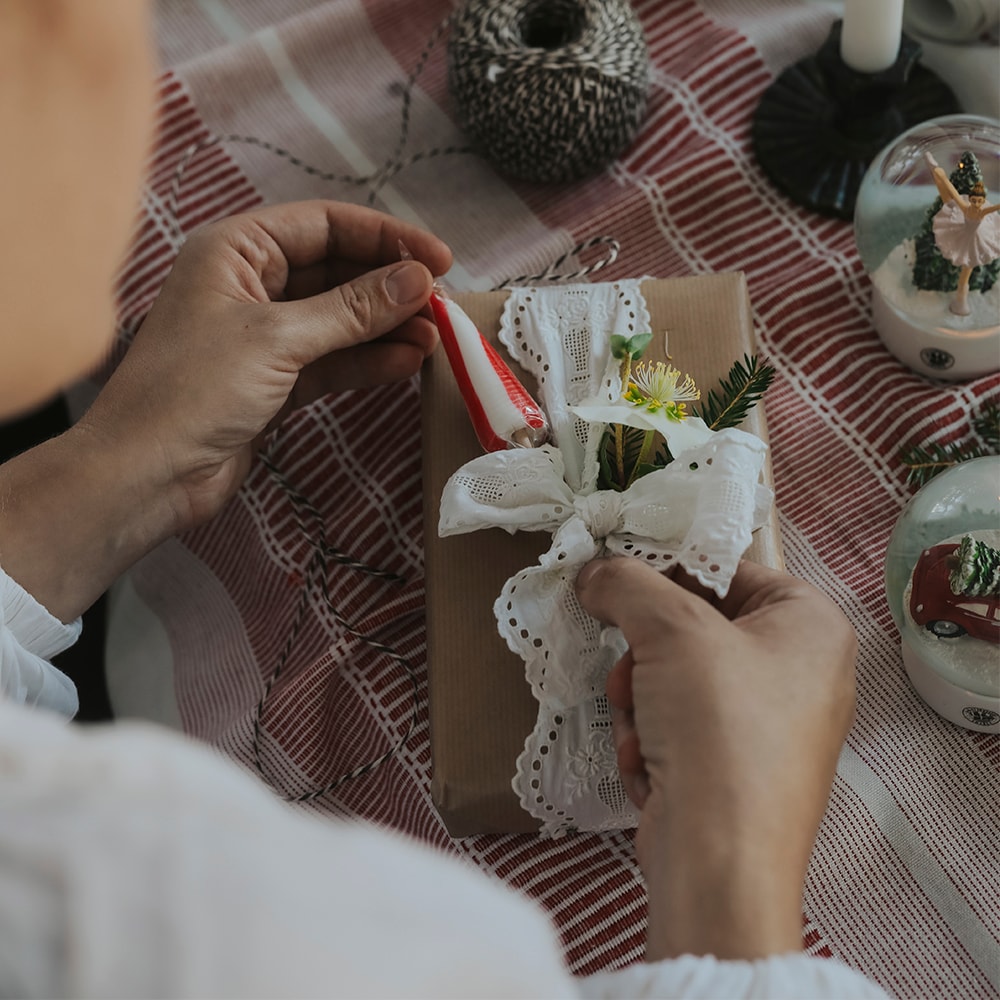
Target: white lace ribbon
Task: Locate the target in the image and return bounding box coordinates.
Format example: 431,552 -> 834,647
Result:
441,433 -> 770,708
437,282 -> 772,835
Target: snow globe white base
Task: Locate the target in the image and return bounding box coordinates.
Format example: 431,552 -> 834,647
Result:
886,458 -> 1000,732
871,281 -> 1000,380
901,636 -> 1000,732
856,115 -> 1000,382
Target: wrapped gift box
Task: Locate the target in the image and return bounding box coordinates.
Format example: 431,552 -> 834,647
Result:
422,273 -> 783,836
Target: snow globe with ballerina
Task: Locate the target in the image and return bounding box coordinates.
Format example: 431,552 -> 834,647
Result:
855,115 -> 1000,380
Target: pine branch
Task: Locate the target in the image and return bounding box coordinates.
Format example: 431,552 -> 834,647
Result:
898,395 -> 999,488
973,400 -> 1000,450
598,423 -> 652,491
692,354 -> 776,431
898,441 -> 991,488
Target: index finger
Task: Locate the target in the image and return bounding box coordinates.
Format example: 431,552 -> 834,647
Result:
575,556 -> 718,645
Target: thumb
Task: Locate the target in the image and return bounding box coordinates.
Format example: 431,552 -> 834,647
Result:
575,556 -> 716,646
279,260 -> 434,363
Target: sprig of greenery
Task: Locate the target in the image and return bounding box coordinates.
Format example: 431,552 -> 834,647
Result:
897,441 -> 991,488
598,332 -> 657,491
692,354 -> 776,431
973,400 -> 1000,451
596,353 -> 773,491
598,424 -> 646,490
899,397 -> 999,488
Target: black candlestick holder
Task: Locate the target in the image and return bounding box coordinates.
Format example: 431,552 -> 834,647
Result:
751,21 -> 960,220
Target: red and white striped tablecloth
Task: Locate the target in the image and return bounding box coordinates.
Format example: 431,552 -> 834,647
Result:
104,2 -> 1000,996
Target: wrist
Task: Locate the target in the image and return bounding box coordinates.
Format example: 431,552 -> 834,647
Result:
0,422 -> 181,622
639,798 -> 807,962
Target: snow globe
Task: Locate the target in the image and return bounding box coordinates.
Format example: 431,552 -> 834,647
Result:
855,115 -> 1000,381
886,456 -> 1000,731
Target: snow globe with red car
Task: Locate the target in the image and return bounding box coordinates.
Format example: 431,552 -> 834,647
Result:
886,456 -> 1000,730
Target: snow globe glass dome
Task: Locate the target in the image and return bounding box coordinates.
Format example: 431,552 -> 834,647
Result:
855,115 -> 1000,381
885,456 -> 1000,731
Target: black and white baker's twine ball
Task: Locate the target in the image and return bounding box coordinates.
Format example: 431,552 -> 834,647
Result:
447,0 -> 650,184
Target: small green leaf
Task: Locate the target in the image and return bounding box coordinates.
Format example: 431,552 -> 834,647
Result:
610,335 -> 630,359
611,332 -> 653,361
626,332 -> 653,359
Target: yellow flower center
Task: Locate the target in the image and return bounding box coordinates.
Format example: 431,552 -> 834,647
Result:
624,362 -> 700,421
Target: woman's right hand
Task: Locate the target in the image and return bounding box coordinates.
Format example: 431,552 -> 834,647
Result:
575,558 -> 857,961
0,200 -> 451,626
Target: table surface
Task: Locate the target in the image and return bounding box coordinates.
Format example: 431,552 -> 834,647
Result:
106,3 -> 999,996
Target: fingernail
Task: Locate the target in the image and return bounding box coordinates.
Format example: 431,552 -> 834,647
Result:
385,262 -> 427,305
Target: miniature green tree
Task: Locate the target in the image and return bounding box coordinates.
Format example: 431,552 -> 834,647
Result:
912,150 -> 999,294
949,534 -> 1000,597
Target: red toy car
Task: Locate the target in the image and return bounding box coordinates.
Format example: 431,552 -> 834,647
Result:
909,543 -> 1000,643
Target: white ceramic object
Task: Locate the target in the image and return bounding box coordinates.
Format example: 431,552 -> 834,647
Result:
901,636 -> 1000,731
903,0 -> 1000,44
871,283 -> 1000,379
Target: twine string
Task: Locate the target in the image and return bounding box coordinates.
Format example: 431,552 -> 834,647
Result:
491,235 -> 620,288
166,8 -> 623,285
370,11 -> 457,204
167,132 -> 621,284
252,451 -> 420,805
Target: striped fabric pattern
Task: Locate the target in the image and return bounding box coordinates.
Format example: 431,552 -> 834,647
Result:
106,2 -> 999,996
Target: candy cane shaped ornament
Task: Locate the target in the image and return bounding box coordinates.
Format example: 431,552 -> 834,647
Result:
429,292 -> 548,452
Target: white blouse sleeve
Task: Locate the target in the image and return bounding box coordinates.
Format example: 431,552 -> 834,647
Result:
0,564 -> 79,716
0,698 -> 892,1000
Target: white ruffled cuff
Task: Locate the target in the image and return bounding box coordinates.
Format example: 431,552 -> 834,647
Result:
0,565 -> 80,716
578,952 -> 892,999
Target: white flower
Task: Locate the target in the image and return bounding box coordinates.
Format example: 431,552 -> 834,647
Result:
571,361 -> 713,458
571,401 -> 713,457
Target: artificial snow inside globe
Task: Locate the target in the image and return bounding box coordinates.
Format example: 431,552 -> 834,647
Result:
855,115 -> 1000,381
885,457 -> 1000,732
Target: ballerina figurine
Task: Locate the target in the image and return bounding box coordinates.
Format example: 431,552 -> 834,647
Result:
924,151 -> 1000,316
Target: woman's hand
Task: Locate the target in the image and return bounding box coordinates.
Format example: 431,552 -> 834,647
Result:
575,557 -> 857,962
80,200 -> 452,530
0,201 -> 451,622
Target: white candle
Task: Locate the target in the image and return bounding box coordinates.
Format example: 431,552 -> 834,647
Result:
841,0 -> 904,73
